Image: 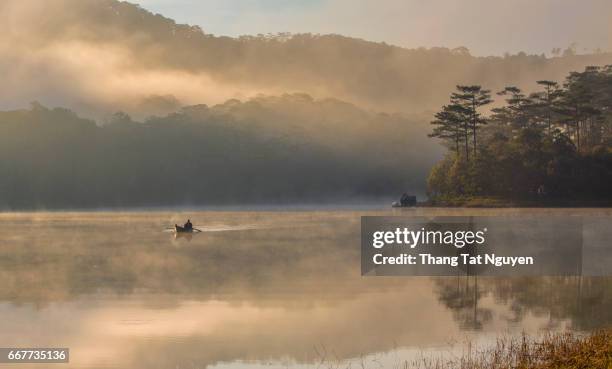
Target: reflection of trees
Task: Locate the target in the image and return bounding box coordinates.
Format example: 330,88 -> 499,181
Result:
434,275 -> 492,330
433,276 -> 612,331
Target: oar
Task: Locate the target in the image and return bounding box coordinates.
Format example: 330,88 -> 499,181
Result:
193,228 -> 203,233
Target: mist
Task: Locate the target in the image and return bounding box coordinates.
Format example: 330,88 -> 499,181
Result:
0,1 -> 274,118
1,0 -> 611,208
0,97 -> 441,209
2,0 -> 612,119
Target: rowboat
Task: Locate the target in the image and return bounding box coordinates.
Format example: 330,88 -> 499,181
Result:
173,225 -> 201,233
175,225 -> 193,233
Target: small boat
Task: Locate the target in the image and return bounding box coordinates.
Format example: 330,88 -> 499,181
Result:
174,225 -> 193,233
172,225 -> 202,233
392,194 -> 417,208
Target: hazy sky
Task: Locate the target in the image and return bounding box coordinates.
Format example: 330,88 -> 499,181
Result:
134,0 -> 612,56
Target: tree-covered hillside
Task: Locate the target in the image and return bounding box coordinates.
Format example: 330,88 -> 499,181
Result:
2,0 -> 612,116
0,95 -> 437,209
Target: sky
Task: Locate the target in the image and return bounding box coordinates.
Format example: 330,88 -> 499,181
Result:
134,0 -> 612,56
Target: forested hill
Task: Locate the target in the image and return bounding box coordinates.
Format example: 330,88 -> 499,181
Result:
2,0 -> 612,116
0,96 -> 438,209
427,66 -> 612,205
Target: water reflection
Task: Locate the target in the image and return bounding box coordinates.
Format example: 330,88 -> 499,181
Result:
0,209 -> 610,368
432,275 -> 612,332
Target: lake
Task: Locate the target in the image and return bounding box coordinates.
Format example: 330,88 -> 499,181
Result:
0,208 -> 611,368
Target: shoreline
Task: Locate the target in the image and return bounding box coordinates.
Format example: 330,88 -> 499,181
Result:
408,330 -> 612,369
419,197 -> 612,208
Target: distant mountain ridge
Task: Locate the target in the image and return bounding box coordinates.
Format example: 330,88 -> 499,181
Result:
2,0 -> 612,116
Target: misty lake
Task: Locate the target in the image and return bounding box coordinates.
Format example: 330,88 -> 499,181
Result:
1,208 -> 611,369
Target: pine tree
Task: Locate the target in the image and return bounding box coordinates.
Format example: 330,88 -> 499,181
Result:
451,85 -> 492,157
534,80 -> 561,135
429,103 -> 468,155
557,68 -> 600,150
493,86 -> 533,129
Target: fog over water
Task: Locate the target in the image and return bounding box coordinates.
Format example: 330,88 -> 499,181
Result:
1,209 -> 611,368
1,2 -> 611,368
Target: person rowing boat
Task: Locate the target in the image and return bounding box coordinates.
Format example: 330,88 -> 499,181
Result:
171,219 -> 201,233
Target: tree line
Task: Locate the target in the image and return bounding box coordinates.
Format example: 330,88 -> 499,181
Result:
428,65 -> 612,203
0,95 -> 438,209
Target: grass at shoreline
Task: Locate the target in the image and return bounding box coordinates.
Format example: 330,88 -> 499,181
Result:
412,330 -> 612,369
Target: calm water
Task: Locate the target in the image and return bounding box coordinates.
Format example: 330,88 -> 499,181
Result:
0,208 -> 611,369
